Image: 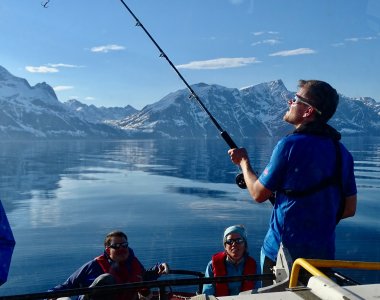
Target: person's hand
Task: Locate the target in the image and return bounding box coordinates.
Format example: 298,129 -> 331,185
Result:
138,290 -> 153,300
157,262 -> 170,275
228,148 -> 249,165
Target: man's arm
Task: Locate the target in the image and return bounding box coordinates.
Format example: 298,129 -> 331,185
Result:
47,269 -> 83,300
229,148 -> 273,203
48,259 -> 100,298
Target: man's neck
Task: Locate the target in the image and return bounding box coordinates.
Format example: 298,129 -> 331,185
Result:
294,118 -> 315,129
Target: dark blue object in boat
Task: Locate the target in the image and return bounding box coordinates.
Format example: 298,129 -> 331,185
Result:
0,199 -> 16,286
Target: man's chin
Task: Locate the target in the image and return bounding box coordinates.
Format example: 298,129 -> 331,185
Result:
283,112 -> 290,122
115,254 -> 129,262
284,113 -> 295,125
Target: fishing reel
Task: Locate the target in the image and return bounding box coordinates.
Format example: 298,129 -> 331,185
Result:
235,173 -> 247,189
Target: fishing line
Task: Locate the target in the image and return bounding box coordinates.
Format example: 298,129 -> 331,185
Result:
118,0 -> 246,189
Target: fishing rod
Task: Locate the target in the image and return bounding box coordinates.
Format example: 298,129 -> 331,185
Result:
118,0 -> 246,189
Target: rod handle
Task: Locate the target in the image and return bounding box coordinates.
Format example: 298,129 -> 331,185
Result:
220,131 -> 247,189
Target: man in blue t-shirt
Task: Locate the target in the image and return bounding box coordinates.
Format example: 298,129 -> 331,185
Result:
228,80 -> 357,287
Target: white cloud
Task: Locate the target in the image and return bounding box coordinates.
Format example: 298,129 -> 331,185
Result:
269,48 -> 316,57
85,97 -> 95,101
345,38 -> 360,42
253,31 -> 264,36
176,57 -> 260,70
335,36 -> 377,47
252,31 -> 281,46
345,36 -> 377,42
48,63 -> 82,68
364,36 -> 377,40
253,31 -> 279,36
53,86 -> 74,91
332,42 -> 345,47
25,63 -> 83,73
252,39 -> 280,46
25,66 -> 59,73
90,44 -> 125,53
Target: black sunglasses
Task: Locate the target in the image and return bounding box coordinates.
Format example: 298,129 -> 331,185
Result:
225,238 -> 245,245
108,242 -> 129,249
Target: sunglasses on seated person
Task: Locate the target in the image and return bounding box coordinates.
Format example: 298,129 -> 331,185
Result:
225,238 -> 245,245
108,242 -> 129,250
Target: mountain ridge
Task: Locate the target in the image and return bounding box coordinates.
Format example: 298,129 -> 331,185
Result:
1,65 -> 379,139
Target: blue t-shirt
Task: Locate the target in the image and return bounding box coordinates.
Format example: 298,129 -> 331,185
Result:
258,133 -> 356,262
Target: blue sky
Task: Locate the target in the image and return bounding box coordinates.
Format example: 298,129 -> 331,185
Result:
1,0 -> 379,109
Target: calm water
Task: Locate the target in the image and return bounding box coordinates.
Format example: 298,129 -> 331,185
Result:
0,137 -> 379,296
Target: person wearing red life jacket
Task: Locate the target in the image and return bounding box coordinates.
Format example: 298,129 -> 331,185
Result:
202,225 -> 257,296
48,230 -> 169,300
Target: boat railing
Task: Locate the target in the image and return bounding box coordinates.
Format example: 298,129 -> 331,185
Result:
0,270 -> 275,300
289,258 -> 380,288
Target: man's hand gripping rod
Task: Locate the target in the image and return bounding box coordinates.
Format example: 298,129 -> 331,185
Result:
119,0 -> 246,189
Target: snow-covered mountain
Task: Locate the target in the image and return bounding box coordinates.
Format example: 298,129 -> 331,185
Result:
63,99 -> 137,124
1,65 -> 379,139
0,66 -> 127,139
113,81 -> 290,138
115,80 -> 380,138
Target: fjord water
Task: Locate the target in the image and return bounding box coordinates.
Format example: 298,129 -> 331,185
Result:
0,137 -> 379,296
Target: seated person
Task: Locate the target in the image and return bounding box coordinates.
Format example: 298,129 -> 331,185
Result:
48,230 -> 169,300
202,225 -> 257,296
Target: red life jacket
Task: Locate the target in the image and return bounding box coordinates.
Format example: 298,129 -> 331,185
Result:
96,254 -> 145,300
212,251 -> 257,297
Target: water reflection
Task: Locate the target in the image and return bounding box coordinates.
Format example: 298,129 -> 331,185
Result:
0,138 -> 273,211
166,186 -> 231,199
2,137 -> 379,206
1,137 -> 380,231
0,137 -> 379,295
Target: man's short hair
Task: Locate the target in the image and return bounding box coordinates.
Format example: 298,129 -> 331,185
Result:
298,80 -> 339,122
104,231 -> 127,247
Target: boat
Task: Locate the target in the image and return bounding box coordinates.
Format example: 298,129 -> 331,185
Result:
0,244 -> 379,300
194,245 -> 380,300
